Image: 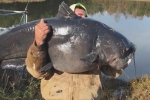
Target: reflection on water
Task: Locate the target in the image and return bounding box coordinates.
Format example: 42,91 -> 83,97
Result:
0,0 -> 45,3
90,11 -> 150,80
1,0 -> 150,27
0,0 -> 150,80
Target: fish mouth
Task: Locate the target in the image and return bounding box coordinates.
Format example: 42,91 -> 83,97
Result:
108,42 -> 136,71
107,52 -> 134,71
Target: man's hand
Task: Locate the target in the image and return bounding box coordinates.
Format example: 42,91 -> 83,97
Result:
35,18 -> 50,46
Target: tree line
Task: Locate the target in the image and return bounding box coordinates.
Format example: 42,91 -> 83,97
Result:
0,0 -> 150,27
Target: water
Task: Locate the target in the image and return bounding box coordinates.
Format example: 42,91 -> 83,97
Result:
91,11 -> 150,80
0,0 -> 150,81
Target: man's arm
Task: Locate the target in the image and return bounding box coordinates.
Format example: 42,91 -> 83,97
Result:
25,19 -> 50,79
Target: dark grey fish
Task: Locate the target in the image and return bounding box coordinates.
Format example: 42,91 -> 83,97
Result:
0,2 -> 136,73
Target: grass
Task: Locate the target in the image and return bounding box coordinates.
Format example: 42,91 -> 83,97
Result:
0,74 -> 43,100
0,71 -> 150,100
127,75 -> 150,100
101,75 -> 150,100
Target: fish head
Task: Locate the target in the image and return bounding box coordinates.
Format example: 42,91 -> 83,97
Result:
97,25 -> 136,71
101,42 -> 136,71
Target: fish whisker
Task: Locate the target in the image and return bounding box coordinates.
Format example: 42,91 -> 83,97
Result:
122,69 -> 130,79
133,52 -> 137,78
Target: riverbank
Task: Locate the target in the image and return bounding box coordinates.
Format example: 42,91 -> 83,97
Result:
0,74 -> 150,100
101,75 -> 150,100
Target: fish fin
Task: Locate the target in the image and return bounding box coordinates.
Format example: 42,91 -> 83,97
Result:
57,1 -> 81,19
41,62 -> 53,72
80,53 -> 99,63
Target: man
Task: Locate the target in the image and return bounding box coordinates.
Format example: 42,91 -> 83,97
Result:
70,3 -> 88,17
25,3 -> 121,100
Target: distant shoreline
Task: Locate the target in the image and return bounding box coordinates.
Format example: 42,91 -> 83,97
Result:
0,0 -> 45,3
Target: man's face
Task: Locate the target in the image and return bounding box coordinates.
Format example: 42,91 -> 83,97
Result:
74,8 -> 86,18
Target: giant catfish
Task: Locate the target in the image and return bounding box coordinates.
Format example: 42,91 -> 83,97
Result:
0,2 -> 136,74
